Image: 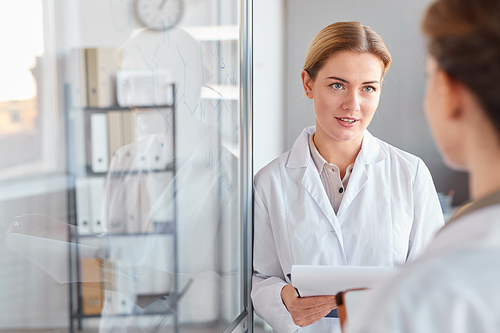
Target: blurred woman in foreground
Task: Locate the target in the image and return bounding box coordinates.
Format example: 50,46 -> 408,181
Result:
347,0 -> 500,331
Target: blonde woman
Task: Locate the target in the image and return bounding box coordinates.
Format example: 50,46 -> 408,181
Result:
252,22 -> 444,333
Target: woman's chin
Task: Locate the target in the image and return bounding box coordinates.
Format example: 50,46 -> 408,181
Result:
442,154 -> 468,172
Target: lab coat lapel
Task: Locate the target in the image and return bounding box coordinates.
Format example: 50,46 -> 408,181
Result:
302,164 -> 343,237
337,165 -> 368,219
287,127 -> 345,242
337,131 -> 386,219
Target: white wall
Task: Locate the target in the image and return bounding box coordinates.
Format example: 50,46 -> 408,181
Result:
253,0 -> 286,174
284,0 -> 468,204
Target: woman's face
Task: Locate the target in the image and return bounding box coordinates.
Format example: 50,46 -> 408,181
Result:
302,51 -> 383,144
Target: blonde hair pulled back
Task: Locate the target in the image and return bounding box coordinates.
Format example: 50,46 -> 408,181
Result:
303,21 -> 392,81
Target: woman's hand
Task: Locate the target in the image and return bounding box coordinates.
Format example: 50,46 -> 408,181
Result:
281,284 -> 337,327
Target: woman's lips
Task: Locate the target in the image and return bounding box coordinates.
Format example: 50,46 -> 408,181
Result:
335,117 -> 359,128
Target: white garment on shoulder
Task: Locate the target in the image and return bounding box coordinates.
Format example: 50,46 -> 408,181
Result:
345,204 -> 500,333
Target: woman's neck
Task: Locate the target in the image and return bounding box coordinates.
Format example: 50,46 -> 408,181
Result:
469,145 -> 500,202
313,130 -> 363,178
466,119 -> 500,201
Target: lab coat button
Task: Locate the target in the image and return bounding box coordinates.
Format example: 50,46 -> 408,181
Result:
339,187 -> 344,193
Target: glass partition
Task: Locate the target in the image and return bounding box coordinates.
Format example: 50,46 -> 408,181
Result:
0,0 -> 252,332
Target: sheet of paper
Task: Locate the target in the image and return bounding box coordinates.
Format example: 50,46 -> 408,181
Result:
291,265 -> 397,297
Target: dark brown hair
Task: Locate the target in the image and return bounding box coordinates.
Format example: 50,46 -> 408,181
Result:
422,0 -> 500,133
303,21 -> 391,81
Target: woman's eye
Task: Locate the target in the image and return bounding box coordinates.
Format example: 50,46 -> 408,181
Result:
331,83 -> 343,90
363,86 -> 375,93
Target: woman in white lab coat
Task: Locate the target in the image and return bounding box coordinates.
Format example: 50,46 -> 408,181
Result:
346,1 -> 500,332
252,22 -> 444,333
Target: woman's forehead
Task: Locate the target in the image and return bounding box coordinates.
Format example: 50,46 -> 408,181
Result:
318,51 -> 384,81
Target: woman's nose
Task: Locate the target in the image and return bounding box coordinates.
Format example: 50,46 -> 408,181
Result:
342,91 -> 360,112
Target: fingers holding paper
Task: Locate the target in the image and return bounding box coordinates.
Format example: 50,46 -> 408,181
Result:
281,283 -> 337,327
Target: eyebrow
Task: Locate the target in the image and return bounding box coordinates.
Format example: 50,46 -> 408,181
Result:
326,76 -> 380,85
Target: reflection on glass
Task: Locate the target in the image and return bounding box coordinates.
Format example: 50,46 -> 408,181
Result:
1,0 -> 243,332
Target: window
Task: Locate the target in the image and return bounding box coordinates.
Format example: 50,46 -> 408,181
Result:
0,0 -> 60,180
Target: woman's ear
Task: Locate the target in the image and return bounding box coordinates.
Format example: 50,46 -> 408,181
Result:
438,69 -> 464,120
301,70 -> 314,99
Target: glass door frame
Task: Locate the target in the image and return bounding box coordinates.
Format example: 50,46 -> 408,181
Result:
226,0 -> 253,332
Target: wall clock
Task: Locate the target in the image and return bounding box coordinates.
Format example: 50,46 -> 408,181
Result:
135,0 -> 184,31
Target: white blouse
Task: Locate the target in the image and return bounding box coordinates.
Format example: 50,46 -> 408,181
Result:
308,133 -> 354,214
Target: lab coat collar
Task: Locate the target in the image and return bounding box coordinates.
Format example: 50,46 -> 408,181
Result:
285,126 -> 386,169
337,131 -> 386,217
442,189 -> 500,231
357,130 -> 387,165
286,126 -> 316,168
286,127 -> 387,257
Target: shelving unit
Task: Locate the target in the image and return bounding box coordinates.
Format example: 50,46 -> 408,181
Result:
65,83 -> 179,332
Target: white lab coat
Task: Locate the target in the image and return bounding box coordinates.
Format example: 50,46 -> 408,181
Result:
346,204 -> 500,333
252,126 -> 444,333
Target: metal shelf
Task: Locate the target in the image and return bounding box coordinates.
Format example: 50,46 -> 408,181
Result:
84,104 -> 174,112
76,221 -> 176,237
86,162 -> 175,176
66,83 -> 179,333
